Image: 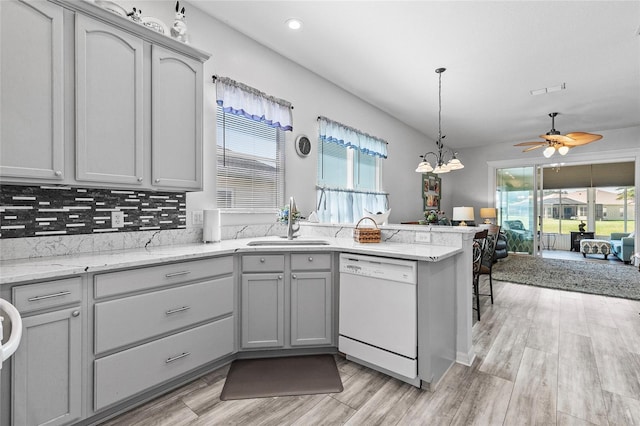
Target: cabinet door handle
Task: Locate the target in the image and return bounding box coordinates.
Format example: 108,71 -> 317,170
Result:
27,291 -> 71,302
166,352 -> 190,364
71,310 -> 80,317
165,271 -> 190,278
165,306 -> 190,315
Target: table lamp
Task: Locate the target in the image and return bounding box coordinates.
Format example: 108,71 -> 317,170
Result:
453,207 -> 474,226
480,208 -> 497,224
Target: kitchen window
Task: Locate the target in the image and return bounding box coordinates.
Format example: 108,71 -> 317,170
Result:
214,77 -> 292,210
316,116 -> 388,223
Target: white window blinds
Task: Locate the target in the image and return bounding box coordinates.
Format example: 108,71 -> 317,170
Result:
216,105 -> 284,210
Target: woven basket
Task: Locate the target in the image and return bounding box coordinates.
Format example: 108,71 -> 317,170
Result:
353,217 -> 381,243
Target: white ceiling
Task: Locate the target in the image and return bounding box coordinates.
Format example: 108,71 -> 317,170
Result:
193,1 -> 640,150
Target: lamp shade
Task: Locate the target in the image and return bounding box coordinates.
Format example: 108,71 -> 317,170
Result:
480,207 -> 497,224
452,206 -> 474,226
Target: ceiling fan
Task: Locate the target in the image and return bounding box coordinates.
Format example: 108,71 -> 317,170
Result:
514,112 -> 603,158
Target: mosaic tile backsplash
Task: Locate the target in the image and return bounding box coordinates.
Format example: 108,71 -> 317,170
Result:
0,184 -> 186,239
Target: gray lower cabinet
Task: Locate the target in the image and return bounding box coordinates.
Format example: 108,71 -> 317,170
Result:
241,272 -> 285,349
290,271 -> 332,346
241,253 -> 333,349
11,278 -> 83,426
92,256 -> 235,411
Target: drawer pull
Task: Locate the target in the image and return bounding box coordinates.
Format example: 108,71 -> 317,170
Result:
165,306 -> 191,315
27,291 -> 71,302
308,257 -> 313,262
260,258 -> 266,263
166,352 -> 190,364
165,271 -> 191,278
72,310 -> 80,317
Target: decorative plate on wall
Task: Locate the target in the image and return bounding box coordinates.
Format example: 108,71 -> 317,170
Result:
295,135 -> 311,157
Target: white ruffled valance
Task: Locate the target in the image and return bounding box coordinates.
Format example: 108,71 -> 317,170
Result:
216,76 -> 293,131
318,116 -> 388,158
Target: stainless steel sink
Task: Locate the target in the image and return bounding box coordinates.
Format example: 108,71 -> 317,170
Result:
246,239 -> 330,246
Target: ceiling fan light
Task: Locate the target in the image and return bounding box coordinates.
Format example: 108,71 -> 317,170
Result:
543,146 -> 556,158
415,161 -> 433,173
558,145 -> 570,155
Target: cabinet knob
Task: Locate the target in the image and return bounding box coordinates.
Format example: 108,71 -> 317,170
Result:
278,275 -> 282,280
71,310 -> 80,317
137,177 -> 143,182
292,274 -> 297,279
154,178 -> 161,183
308,257 -> 313,262
260,258 -> 265,263
54,170 -> 62,176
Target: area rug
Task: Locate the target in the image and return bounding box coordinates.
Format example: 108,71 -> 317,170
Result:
492,255 -> 640,300
220,354 -> 343,400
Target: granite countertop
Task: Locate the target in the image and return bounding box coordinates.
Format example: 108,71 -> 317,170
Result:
0,237 -> 462,285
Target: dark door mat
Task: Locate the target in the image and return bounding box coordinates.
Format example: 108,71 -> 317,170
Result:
220,354 -> 343,400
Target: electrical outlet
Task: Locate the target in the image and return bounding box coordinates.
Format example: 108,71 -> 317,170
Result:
111,211 -> 125,228
192,211 -> 204,226
415,232 -> 431,243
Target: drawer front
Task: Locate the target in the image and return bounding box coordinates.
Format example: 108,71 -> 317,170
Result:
13,277 -> 82,314
242,254 -> 285,273
291,253 -> 331,271
94,256 -> 233,299
94,316 -> 234,411
95,276 -> 233,354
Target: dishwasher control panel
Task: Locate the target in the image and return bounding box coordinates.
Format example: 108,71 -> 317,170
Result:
339,254 -> 417,284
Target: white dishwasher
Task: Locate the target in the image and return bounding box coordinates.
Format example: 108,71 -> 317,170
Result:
339,253 -> 419,385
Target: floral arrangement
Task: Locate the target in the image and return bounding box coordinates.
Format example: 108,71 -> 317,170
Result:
424,210 -> 446,224
277,205 -> 301,224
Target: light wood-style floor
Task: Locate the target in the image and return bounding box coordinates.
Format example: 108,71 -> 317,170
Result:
102,279 -> 640,425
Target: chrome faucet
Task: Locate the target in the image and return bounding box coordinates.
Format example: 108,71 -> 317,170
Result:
287,196 -> 300,240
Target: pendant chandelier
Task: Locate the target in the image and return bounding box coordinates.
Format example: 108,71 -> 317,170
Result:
415,68 -> 464,174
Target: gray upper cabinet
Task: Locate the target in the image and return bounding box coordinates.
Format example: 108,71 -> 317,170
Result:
75,14 -> 144,185
0,0 -> 210,191
151,46 -> 203,190
0,0 -> 65,180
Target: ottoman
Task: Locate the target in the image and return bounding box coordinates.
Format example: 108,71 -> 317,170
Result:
580,239 -> 611,260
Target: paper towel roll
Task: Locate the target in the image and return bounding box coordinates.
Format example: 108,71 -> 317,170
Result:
203,209 -> 221,243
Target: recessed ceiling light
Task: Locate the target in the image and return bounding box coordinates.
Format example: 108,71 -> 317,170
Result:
285,18 -> 303,30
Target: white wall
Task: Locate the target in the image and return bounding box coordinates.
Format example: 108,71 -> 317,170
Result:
123,1 -> 434,225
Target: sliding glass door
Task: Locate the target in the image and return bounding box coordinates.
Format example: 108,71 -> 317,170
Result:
496,166 -> 535,255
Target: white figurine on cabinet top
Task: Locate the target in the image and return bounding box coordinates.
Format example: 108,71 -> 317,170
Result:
170,1 -> 188,43
126,7 -> 142,23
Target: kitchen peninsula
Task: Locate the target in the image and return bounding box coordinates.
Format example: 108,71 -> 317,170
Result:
0,224 -> 475,426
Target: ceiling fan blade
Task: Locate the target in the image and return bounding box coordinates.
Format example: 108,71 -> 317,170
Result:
563,132 -> 603,146
523,144 -> 545,152
514,141 -> 546,146
539,134 -> 575,143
